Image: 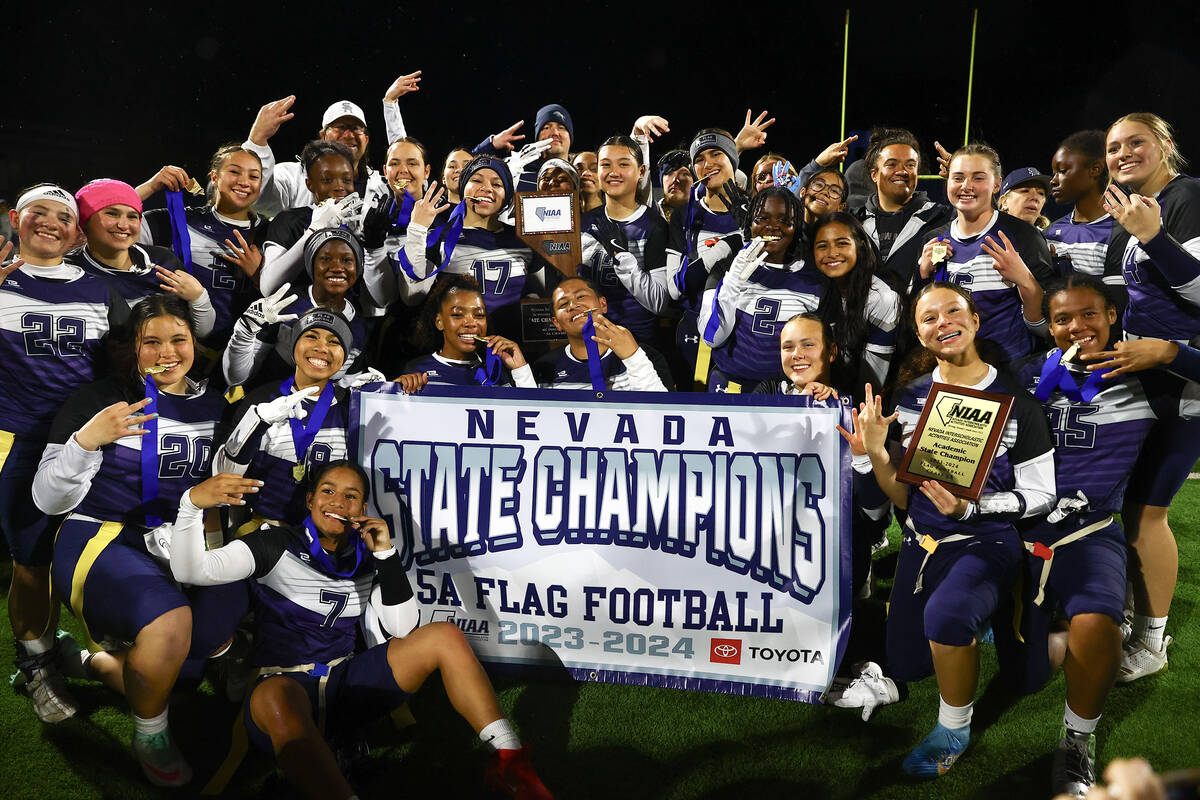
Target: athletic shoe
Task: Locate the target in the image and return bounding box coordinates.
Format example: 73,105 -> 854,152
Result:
54,632 -> 93,680
132,730 -> 193,787
826,661 -> 899,721
901,723 -> 969,778
1051,725 -> 1095,799
485,747 -> 554,799
1117,635 -> 1172,684
12,666 -> 78,723
871,529 -> 890,555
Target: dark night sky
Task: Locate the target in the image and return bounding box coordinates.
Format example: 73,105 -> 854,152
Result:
3,1 -> 1198,210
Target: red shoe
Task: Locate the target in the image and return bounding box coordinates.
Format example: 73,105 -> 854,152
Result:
485,747 -> 554,800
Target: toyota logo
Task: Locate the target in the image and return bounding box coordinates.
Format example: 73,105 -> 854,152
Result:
714,644 -> 738,658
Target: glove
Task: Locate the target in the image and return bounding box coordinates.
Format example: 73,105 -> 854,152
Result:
1046,490 -> 1091,524
310,192 -> 364,231
772,160 -> 802,193
339,367 -> 386,390
590,214 -> 629,260
825,662 -> 899,722
716,181 -> 751,229
732,238 -> 769,280
361,192 -> 396,249
505,139 -> 554,179
242,283 -> 299,330
254,386 -> 320,425
696,235 -> 736,270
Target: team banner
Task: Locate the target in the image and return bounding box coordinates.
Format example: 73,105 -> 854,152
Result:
350,386 -> 853,703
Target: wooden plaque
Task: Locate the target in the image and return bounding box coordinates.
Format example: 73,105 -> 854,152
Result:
896,382 -> 1014,501
514,190 -> 582,277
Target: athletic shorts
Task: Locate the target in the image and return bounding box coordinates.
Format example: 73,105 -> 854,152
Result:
707,367 -> 765,395
886,527 -> 1021,682
244,640 -> 410,753
51,514 -> 247,655
0,431 -> 58,566
1124,415 -> 1200,507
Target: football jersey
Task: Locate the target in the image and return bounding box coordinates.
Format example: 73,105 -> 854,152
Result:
216,382 -> 349,521
240,521 -> 411,667
1116,175 -> 1200,342
403,352 -> 533,388
45,375 -> 223,525
892,365 -> 1055,540
420,226 -> 538,312
666,188 -> 741,314
1018,350 -> 1200,531
579,205 -> 669,339
66,243 -> 184,308
0,263 -> 127,438
1044,212 -> 1121,284
932,211 -> 1056,364
700,258 -> 823,382
531,344 -> 673,391
858,275 -> 903,387
140,205 -> 266,342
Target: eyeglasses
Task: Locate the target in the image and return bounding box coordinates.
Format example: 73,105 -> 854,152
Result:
808,179 -> 844,200
328,122 -> 368,135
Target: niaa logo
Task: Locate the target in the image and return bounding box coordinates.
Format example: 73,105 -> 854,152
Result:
534,206 -> 562,222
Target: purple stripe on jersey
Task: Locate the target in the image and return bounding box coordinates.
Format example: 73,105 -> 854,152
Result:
1045,214 -> 1114,278
942,235 -> 1038,362
580,206 -> 662,339
443,227 -> 533,311
1122,176 -> 1200,340
712,264 -> 823,381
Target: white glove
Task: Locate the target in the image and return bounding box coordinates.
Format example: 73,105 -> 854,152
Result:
505,139 -> 554,179
242,283 -> 299,330
339,367 -> 386,390
254,385 -> 320,425
825,662 -> 899,722
310,192 -> 364,231
1046,489 -> 1091,524
731,238 -> 769,280
696,235 -> 734,270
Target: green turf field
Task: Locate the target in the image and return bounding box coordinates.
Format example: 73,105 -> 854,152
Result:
3,480 -> 1198,799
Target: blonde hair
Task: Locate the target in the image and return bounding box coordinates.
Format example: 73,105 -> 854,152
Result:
1107,112 -> 1186,173
998,190 -> 1050,230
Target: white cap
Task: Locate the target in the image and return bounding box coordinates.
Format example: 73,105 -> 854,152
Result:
321,100 -> 367,129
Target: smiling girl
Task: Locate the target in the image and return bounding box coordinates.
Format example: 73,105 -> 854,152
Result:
845,282 -> 1056,779
918,143 -> 1056,364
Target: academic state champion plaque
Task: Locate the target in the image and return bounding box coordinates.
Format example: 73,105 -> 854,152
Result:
515,190 -> 581,277
896,383 -> 1014,501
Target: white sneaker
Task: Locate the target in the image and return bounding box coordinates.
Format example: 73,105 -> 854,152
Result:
1117,635 -> 1171,684
12,666 -> 78,723
826,661 -> 899,721
133,730 -> 193,787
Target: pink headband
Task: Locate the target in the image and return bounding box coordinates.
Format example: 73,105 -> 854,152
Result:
74,179 -> 143,225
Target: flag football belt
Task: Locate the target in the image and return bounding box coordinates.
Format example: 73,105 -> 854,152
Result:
1022,515 -> 1114,606
903,517 -> 974,595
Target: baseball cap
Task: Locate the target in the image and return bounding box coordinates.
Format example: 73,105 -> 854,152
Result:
322,101 -> 367,129
1000,167 -> 1052,196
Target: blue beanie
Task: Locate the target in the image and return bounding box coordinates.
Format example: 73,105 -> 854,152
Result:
534,104 -> 574,143
458,155 -> 516,213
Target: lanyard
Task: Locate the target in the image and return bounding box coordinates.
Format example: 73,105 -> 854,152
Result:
397,201 -> 466,281
674,185 -> 703,294
140,376 -> 162,527
472,345 -> 503,387
581,312 -> 609,395
280,378 -> 335,474
301,516 -> 366,578
164,190 -> 194,274
1034,349 -> 1110,403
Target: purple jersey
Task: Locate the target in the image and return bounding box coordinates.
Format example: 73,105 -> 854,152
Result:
531,343 -> 673,390
667,189 -> 741,313
934,211 -> 1056,364
1117,175 -> 1200,342
403,352 -> 524,388
579,205 -> 668,339
1044,212 -> 1121,285
0,264 -> 126,438
46,376 -> 223,525
67,243 -> 183,307
434,227 -> 536,312
700,259 -> 823,381
141,206 -> 266,342
892,366 -> 1055,540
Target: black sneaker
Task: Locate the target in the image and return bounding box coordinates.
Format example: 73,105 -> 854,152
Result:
1051,725 -> 1095,799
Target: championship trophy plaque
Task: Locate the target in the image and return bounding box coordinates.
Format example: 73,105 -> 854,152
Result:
514,190 -> 581,277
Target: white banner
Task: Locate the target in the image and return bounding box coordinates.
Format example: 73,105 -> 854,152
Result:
352,386 -> 853,702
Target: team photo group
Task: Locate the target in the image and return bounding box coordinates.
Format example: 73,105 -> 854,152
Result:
2,59 -> 1199,800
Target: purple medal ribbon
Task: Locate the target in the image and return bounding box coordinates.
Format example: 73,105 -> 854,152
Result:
473,344 -> 503,387
140,375 -> 162,528
301,515 -> 366,578
280,377 -> 335,469
1034,349 -> 1110,403
164,190 -> 194,274
397,201 -> 466,281
581,312 -> 609,395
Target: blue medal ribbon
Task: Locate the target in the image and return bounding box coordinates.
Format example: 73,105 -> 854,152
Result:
472,344 -> 503,387
140,375 -> 162,528
280,378 -> 335,470
301,515 -> 366,578
581,312 -> 609,395
164,190 -> 194,274
674,185 -> 704,294
1034,349 -> 1111,403
398,201 -> 466,282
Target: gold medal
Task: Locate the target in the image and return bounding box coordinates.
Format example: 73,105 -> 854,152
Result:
932,243 -> 949,263
292,463 -> 305,482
